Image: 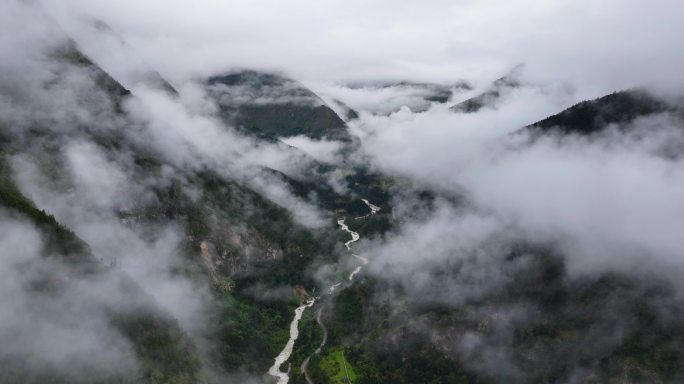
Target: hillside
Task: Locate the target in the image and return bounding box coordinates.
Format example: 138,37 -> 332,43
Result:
527,89 -> 671,135
450,66 -> 523,113
208,71 -> 351,141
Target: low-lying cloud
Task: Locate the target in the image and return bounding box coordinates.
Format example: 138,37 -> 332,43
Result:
359,88 -> 684,301
0,213 -> 141,381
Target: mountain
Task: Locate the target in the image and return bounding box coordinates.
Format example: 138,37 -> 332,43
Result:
306,89 -> 684,384
330,98 -> 360,121
207,71 -> 351,141
0,27 -> 401,382
0,44 -> 199,384
450,65 -> 523,113
343,80 -> 473,114
527,89 -> 671,135
82,19 -> 180,96
54,41 -> 132,110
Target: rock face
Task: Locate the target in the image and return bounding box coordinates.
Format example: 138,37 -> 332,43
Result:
207,70 -> 351,141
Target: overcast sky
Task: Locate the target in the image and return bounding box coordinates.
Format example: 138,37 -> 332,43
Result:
40,0 -> 684,98
31,0 -> 684,284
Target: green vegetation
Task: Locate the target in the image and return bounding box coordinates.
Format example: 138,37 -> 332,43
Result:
208,71 -> 351,141
54,41 -> 132,110
235,104 -> 350,141
306,242 -> 684,383
529,89 -> 668,135
0,159 -> 201,384
216,291 -> 298,371
450,70 -> 520,113
111,306 -> 200,384
0,160 -> 94,265
270,166 -> 393,221
319,348 -> 357,384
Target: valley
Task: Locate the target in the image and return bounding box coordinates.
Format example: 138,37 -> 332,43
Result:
269,198 -> 380,384
1,2 -> 684,383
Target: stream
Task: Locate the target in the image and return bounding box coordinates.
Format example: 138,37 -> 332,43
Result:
267,297 -> 316,384
267,198 -> 380,384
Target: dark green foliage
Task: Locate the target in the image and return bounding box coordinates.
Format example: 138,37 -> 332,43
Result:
184,163 -> 396,378
0,161 -> 93,265
0,200 -> 202,383
315,279 -> 481,384
53,41 -> 132,111
289,308 -> 324,379
0,43 -> 199,384
344,214 -> 392,241
528,89 -> 668,135
450,90 -> 500,113
477,252 -> 684,382
234,104 -> 349,141
342,168 -> 394,212
332,283 -> 372,335
211,71 -> 288,88
267,166 -> 392,221
350,342 -> 480,384
111,307 -> 200,384
314,240 -> 684,383
0,162 -> 201,384
216,291 -> 297,371
196,169 -> 328,285
424,92 -> 451,104
208,71 -> 351,141
332,99 -> 360,121
450,70 -> 521,113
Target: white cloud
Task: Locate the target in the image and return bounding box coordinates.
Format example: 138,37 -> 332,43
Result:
36,0 -> 684,99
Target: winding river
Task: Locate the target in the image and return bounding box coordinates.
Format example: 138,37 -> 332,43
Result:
348,253 -> 369,281
267,297 -> 316,384
336,217 -> 360,251
267,198 -> 380,384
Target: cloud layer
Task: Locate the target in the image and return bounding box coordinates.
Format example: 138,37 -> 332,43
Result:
37,0 -> 684,99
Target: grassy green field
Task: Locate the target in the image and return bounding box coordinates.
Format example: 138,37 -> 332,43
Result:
320,348 -> 357,384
